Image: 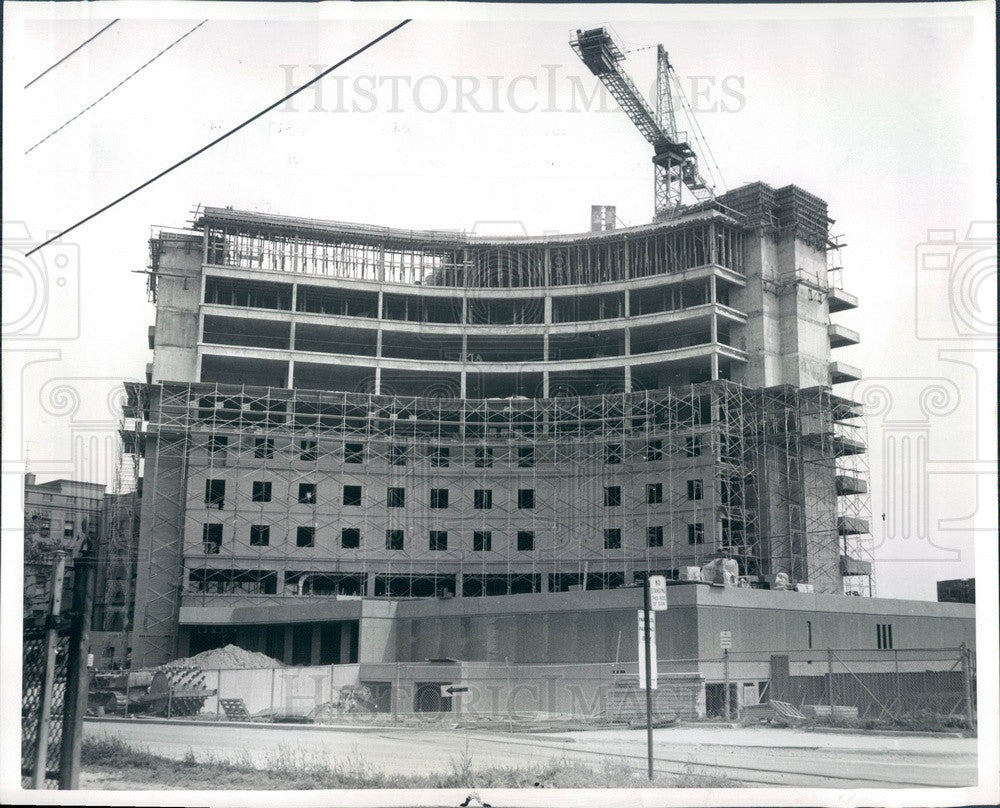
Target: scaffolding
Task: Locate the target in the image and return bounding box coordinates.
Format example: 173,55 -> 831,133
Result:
125,377 -> 869,664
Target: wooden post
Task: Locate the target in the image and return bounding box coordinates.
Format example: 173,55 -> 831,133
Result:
58,552 -> 95,789
32,553 -> 67,788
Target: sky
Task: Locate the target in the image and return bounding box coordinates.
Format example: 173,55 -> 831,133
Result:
2,2 -> 996,604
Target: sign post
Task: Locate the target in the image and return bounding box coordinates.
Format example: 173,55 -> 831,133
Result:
641,574 -> 667,781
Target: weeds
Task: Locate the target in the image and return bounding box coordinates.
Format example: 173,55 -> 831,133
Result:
81,735 -> 740,790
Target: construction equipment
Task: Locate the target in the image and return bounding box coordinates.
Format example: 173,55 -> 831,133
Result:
570,27 -> 714,219
88,666 -> 214,717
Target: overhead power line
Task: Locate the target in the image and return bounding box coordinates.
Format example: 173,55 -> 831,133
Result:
25,19 -> 120,89
26,19 -> 412,258
26,20 -> 209,155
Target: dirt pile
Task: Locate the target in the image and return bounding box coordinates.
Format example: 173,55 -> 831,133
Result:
167,644 -> 284,670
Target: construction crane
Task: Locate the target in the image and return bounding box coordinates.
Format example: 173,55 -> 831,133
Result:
570,27 -> 714,219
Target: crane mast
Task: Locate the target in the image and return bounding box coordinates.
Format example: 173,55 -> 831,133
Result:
570,27 -> 714,220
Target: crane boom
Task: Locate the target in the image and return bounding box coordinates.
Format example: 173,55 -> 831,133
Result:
570,27 -> 713,219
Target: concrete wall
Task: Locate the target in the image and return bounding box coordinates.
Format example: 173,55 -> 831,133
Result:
150,233 -> 203,384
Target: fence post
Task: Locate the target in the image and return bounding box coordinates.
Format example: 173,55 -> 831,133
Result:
58,552 -> 95,789
393,662 -> 400,725
893,649 -> 902,719
216,669 -> 222,719
960,643 -> 976,730
270,667 -> 275,715
826,649 -> 836,725
722,649 -> 731,721
32,553 -> 67,788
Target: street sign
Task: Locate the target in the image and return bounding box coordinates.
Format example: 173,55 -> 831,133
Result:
441,685 -> 469,697
648,575 -> 668,611
637,610 -> 658,690
720,630 -> 732,650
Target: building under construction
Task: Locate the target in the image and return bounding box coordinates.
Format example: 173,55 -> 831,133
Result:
118,180 -> 874,667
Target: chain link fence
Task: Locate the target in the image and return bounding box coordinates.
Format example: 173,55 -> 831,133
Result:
85,645 -> 976,731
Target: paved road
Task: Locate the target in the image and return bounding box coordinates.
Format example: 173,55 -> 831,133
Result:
83,718 -> 977,789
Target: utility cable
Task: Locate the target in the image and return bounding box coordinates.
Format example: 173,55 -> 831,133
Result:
26,19 -> 412,258
26,20 -> 209,155
24,19 -> 119,89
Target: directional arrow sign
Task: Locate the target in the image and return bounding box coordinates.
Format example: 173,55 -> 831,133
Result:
441,685 -> 469,696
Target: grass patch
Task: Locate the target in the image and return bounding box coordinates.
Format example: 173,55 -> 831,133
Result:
81,735 -> 740,790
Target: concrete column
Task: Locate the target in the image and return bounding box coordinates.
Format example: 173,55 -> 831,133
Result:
287,359 -> 295,389
310,624 -> 322,666
339,622 -> 352,664
542,371 -> 549,398
455,572 -> 464,597
711,352 -> 720,381
374,366 -> 381,396
365,572 -> 375,597
709,274 -> 718,304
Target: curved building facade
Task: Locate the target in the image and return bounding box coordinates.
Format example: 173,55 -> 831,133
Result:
127,185 -> 871,666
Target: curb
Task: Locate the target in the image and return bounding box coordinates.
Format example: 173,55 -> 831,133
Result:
804,726 -> 965,739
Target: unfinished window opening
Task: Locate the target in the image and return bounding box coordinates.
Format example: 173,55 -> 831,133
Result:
387,487 -> 405,508
430,488 -> 449,509
475,447 -> 493,468
341,528 -> 361,549
254,438 -> 274,459
252,481 -> 272,503
298,483 -> 317,504
604,486 -> 621,507
474,489 -> 493,510
296,526 -> 315,548
647,483 -> 663,505
473,530 -> 492,551
429,530 -> 448,551
604,528 -> 622,549
250,524 -> 270,547
345,442 -> 364,464
299,440 -> 318,461
688,523 -> 704,545
202,524 -> 222,554
517,531 -> 534,551
386,529 -> 404,550
687,480 -> 703,501
205,479 -> 226,509
343,485 -> 362,507
647,526 -> 664,547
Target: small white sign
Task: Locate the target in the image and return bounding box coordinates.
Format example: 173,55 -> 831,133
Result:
637,610 -> 658,690
649,575 -> 668,611
720,630 -> 733,650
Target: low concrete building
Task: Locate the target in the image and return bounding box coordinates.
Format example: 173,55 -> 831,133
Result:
177,582 -> 974,720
